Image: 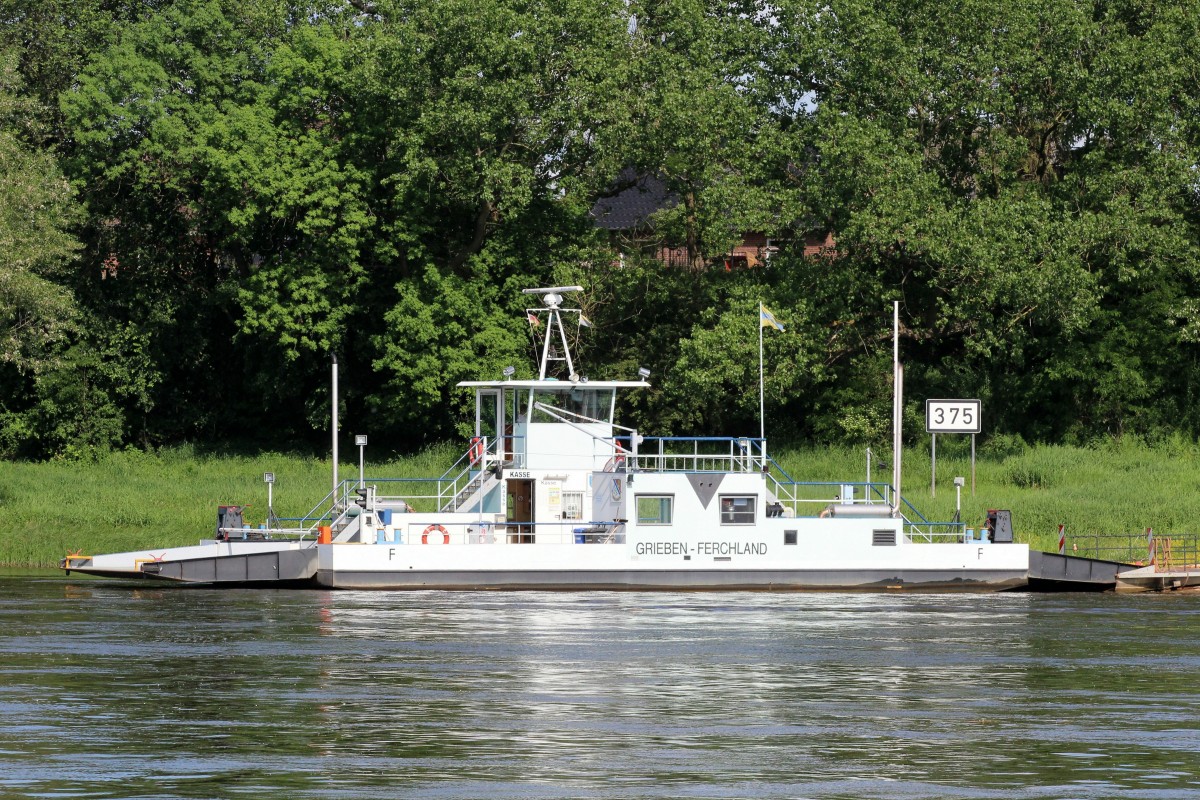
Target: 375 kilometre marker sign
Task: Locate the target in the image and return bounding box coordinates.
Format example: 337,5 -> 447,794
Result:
925,399 -> 981,434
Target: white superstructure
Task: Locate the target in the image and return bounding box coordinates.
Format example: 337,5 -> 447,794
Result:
317,286 -> 1027,590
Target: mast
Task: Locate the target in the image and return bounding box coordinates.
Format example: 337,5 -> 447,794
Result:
892,301 -> 902,517
522,285 -> 584,380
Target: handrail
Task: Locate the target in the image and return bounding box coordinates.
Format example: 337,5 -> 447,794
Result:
375,518 -> 628,546
626,436 -> 769,474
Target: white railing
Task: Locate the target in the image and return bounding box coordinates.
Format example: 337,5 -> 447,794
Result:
366,520 -> 626,546
629,437 -> 768,473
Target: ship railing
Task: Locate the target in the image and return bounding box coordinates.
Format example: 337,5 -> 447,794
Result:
429,435 -> 526,509
761,459 -> 964,542
216,525 -> 313,541
294,478 -> 425,536
762,479 -> 894,512
368,519 -> 627,546
890,496 -> 967,542
435,437 -> 488,506
341,478 -> 479,514
295,484 -> 345,534
626,436 -> 769,473
903,522 -> 969,542
291,446 -> 515,528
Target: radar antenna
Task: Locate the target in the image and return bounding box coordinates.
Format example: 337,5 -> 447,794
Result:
523,285 -> 585,380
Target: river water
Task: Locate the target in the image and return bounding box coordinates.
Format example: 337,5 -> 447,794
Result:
2,574 -> 1199,799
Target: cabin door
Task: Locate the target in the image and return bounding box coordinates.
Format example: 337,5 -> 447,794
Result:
475,390 -> 502,463
506,479 -> 534,543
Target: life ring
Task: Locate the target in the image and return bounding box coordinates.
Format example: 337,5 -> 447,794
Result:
422,524 -> 450,545
469,437 -> 484,464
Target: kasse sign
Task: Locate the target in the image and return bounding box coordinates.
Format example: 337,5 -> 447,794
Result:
925,399 -> 981,434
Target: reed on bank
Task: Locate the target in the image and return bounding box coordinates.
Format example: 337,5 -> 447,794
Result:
3,438 -> 1199,568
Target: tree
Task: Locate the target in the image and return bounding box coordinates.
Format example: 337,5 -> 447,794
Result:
620,0 -> 799,269
0,51 -> 83,455
769,0 -> 1200,441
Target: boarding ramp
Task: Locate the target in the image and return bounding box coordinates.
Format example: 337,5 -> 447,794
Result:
1026,551 -> 1137,591
139,545 -> 318,585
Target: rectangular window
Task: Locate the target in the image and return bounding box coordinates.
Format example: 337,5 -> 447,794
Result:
636,495 -> 673,525
720,495 -> 756,525
562,492 -> 584,521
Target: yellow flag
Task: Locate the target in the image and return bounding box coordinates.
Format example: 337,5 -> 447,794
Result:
760,304 -> 784,332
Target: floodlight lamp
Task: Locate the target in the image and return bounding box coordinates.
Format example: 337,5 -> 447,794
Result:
637,366 -> 651,379
503,366 -> 516,379
355,435 -> 368,446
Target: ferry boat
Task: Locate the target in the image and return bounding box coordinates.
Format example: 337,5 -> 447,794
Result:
63,286 -> 1029,590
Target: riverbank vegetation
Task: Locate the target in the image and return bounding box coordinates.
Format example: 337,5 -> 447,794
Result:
3,0 -> 1200,460
5,439 -> 1199,568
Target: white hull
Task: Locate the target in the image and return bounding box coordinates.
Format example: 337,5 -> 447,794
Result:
318,564 -> 1028,591
316,528 -> 1030,591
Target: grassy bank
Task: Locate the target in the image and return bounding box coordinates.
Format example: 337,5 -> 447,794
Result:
1,444 -> 458,568
4,439 -> 1199,567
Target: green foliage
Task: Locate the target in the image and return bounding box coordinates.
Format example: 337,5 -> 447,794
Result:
770,0 -> 1200,442
372,261 -> 537,442
1,0 -> 1199,456
624,0 -> 798,266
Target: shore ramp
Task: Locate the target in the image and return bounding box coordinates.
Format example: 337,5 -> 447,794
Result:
1027,551 -> 1139,591
1115,565 -> 1200,592
139,546 -> 318,585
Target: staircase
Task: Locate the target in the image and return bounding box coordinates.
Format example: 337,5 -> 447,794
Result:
441,470 -> 497,512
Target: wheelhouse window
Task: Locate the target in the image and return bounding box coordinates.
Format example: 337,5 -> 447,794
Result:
636,495 -> 673,525
720,495 -> 756,525
530,388 -> 616,423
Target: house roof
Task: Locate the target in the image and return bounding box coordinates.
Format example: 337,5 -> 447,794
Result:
589,171 -> 676,231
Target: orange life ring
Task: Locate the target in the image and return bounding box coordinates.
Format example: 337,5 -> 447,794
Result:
422,524 -> 450,545
469,437 -> 484,464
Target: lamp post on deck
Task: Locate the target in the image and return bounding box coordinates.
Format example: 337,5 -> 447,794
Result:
355,435 -> 368,490
264,472 -> 276,528
953,476 -> 964,524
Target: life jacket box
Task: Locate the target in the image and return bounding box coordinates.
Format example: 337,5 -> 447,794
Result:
986,509 -> 1013,543
217,505 -> 244,537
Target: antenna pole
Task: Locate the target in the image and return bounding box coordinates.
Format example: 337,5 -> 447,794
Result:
892,302 -> 902,517
759,305 -> 765,441
331,353 -> 339,499
538,309 -> 554,380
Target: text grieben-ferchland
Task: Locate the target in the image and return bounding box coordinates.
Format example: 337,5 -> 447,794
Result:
634,541 -> 766,556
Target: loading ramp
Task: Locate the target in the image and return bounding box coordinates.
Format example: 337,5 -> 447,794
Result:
139,546 -> 318,585
1026,550 -> 1139,591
